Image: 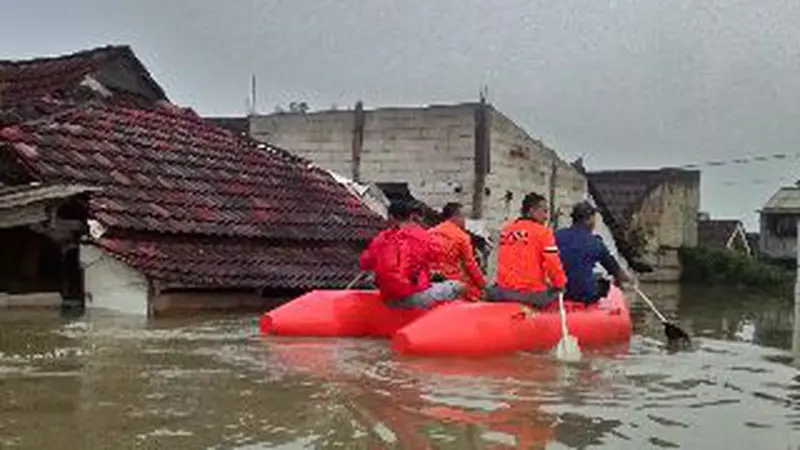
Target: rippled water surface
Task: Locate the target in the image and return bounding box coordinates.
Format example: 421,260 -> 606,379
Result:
1,283 -> 799,449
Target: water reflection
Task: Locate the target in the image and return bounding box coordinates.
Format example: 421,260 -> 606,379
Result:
0,284 -> 798,448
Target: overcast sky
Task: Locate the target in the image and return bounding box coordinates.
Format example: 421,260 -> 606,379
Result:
3,0 -> 800,229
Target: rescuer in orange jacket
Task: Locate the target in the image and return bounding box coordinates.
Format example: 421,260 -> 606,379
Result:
487,192 -> 567,308
428,202 -> 487,301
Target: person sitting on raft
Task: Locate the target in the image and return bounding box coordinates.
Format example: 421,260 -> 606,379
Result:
428,202 -> 486,302
360,200 -> 466,309
556,200 -> 634,304
486,192 -> 567,308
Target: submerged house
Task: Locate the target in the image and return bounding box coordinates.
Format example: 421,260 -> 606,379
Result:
586,169 -> 700,281
759,185 -> 800,261
0,46 -> 383,315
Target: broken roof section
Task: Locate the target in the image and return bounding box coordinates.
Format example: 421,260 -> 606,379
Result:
0,45 -> 168,107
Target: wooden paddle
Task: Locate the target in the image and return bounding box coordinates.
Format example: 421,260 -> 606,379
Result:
631,284 -> 691,346
552,291 -> 582,362
346,271 -> 367,289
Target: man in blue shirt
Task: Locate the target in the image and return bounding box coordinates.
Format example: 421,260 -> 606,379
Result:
555,201 -> 634,304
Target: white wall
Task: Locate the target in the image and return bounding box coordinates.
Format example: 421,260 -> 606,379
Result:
80,245 -> 149,316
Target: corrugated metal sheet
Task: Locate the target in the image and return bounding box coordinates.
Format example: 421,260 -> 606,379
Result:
0,183 -> 101,210
761,187 -> 800,213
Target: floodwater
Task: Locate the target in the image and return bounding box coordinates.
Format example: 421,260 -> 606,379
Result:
1,284 -> 799,449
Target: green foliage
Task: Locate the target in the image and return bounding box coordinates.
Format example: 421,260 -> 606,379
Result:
679,246 -> 792,289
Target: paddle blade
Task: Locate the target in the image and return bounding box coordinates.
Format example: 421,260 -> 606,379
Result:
553,334 -> 582,363
664,322 -> 691,345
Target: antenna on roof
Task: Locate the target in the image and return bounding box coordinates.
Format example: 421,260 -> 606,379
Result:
479,85 -> 489,103
248,74 -> 257,116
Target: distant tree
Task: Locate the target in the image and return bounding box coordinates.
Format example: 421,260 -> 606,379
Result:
288,101 -> 310,114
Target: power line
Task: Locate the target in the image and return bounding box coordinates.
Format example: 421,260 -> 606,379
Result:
668,151 -> 800,170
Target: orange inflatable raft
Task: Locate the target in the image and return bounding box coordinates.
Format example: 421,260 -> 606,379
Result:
392,285 -> 631,357
259,289 -> 429,338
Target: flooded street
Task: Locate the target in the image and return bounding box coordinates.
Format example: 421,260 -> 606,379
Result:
1,284 -> 799,449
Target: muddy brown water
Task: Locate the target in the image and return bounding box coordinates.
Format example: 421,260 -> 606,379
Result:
0,284 -> 799,449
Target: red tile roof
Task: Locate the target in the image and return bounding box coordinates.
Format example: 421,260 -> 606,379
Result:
0,101 -> 384,289
0,45 -> 167,107
100,235 -> 363,289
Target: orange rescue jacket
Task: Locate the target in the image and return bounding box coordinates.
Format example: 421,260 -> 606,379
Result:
429,221 -> 486,301
495,218 -> 567,292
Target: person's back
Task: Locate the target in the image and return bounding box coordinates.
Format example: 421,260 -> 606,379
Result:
488,192 -> 567,308
495,218 -> 562,292
360,200 -> 464,308
429,202 -> 486,301
555,201 -> 629,303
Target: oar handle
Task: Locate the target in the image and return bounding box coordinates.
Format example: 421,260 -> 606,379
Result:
557,291 -> 569,335
346,271 -> 366,289
632,285 -> 668,323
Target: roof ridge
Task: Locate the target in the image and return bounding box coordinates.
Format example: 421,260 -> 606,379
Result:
0,44 -> 131,66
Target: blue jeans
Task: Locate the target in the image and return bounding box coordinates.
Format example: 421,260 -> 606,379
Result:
388,280 -> 466,309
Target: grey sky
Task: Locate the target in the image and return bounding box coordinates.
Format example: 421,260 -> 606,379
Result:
3,0 -> 800,229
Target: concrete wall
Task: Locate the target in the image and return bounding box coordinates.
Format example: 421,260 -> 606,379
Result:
250,104 -> 592,280
634,178 -> 700,252
629,177 -> 700,281
249,105 -> 476,211
80,245 -> 149,316
250,105 -> 587,232
484,109 -> 587,232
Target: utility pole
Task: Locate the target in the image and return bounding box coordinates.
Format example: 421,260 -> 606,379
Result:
248,74 -> 257,116
793,218 -> 800,366
548,158 -> 558,229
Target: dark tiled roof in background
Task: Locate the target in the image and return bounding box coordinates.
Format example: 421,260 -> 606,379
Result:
100,235 -> 363,289
587,170 -> 699,224
582,168 -> 697,271
205,116 -> 249,137
697,219 -> 741,249
0,102 -> 383,242
0,45 -> 167,106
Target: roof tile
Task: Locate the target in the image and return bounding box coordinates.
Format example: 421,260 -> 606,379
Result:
0,102 -> 384,242
99,236 -> 363,290
0,45 -> 167,107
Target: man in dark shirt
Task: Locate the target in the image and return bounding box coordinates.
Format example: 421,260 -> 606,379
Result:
555,201 -> 633,304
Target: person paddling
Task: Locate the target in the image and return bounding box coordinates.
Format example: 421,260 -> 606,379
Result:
360,200 -> 465,309
486,192 -> 567,308
555,200 -> 635,304
428,202 -> 487,302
